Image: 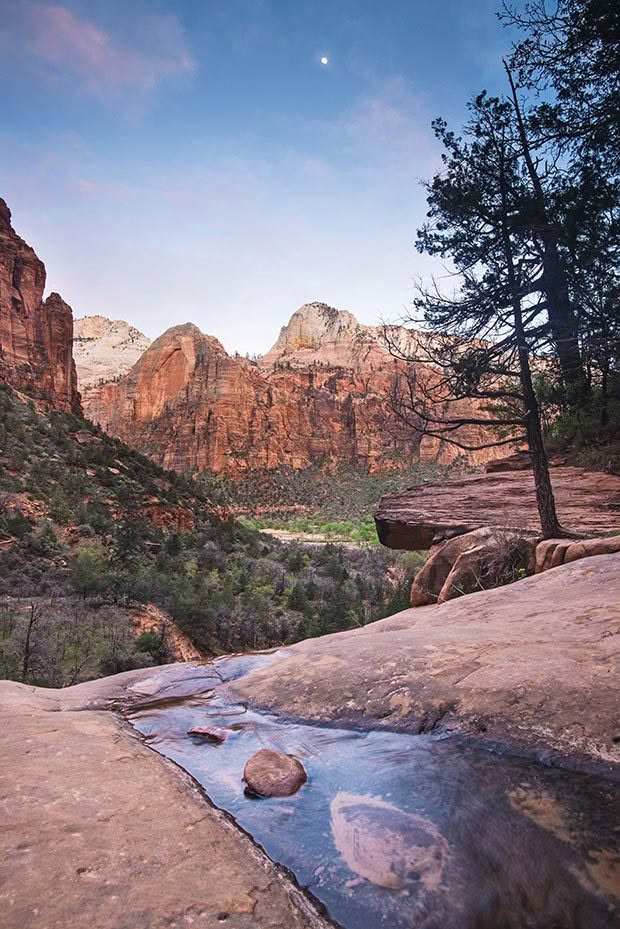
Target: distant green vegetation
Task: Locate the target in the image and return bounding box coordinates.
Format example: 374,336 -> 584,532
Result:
194,459 -> 471,523
0,386 -> 425,687
239,515 -> 380,544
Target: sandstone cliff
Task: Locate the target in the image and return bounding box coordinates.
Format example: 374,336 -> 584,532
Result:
0,199 -> 80,414
81,303 -> 508,475
73,315 -> 151,388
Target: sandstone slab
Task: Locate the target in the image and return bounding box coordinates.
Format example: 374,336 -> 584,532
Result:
536,536 -> 620,573
231,554 -> 620,771
0,680 -> 329,929
375,467 -> 620,550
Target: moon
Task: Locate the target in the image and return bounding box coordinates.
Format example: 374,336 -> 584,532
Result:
320,56 -> 328,65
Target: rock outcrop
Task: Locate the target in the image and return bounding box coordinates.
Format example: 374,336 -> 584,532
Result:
73,315 -> 151,388
0,199 -> 80,414
231,553 -> 620,769
410,528 -> 536,606
536,535 -> 620,573
0,677 -> 328,929
375,467 -> 620,550
81,304 -> 509,476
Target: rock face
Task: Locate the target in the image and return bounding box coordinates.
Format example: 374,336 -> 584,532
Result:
410,528 -> 537,606
375,467 -> 620,550
536,536 -> 620,573
232,553 -> 620,768
73,315 -> 151,388
243,748 -> 307,797
0,199 -> 80,414
81,303 -> 509,476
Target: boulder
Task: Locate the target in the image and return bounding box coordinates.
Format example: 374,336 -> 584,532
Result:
411,529 -> 537,606
188,726 -> 230,743
243,749 -> 307,797
536,536 -> 620,573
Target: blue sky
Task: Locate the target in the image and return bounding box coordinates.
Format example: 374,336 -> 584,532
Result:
0,0 -> 520,354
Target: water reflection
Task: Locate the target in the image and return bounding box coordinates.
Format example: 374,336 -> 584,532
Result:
128,660 -> 619,929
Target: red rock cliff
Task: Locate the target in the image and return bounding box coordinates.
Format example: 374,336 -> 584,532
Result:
0,199 -> 80,414
82,305 -> 507,476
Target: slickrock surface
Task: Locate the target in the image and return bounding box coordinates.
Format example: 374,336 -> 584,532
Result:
73,315 -> 151,388
0,198 -> 80,414
232,554 -> 620,771
375,467 -> 620,550
0,679 -> 330,929
81,304 -> 508,475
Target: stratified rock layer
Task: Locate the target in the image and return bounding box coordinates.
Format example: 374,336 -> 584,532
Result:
81,304 -> 508,476
73,315 -> 151,388
375,467 -> 620,550
0,199 -> 80,414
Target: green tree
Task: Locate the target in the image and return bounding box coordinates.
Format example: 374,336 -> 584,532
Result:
70,544 -> 111,599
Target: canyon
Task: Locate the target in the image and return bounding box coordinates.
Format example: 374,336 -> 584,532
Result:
0,199 -> 80,415
80,302 -> 507,476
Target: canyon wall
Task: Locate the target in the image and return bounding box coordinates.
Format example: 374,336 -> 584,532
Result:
82,303 -> 507,476
0,199 -> 80,414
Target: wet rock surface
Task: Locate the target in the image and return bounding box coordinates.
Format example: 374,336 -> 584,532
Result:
188,725 -> 230,743
244,749 -> 307,797
1,650 -> 619,929
126,666 -> 619,929
233,555 -> 620,767
0,672 -> 328,929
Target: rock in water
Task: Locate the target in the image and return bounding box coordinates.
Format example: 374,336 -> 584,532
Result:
188,726 -> 230,743
330,792 -> 449,891
243,749 -> 307,797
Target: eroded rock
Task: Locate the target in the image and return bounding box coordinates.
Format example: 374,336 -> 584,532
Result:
80,304 -> 507,475
188,726 -> 230,743
243,748 -> 307,797
375,468 -> 620,550
411,529 -> 536,606
536,536 -> 620,573
330,792 -> 449,891
0,198 -> 80,414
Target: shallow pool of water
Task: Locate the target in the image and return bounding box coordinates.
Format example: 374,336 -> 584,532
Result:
128,660 -> 619,929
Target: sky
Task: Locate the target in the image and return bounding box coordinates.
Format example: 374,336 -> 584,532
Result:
0,0 -> 521,355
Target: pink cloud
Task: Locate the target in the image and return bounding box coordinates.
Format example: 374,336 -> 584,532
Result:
25,4 -> 195,96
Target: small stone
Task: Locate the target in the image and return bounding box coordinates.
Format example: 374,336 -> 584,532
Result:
188,726 -> 229,744
243,749 -> 307,797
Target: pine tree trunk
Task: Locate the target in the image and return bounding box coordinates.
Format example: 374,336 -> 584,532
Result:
515,318 -> 566,538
